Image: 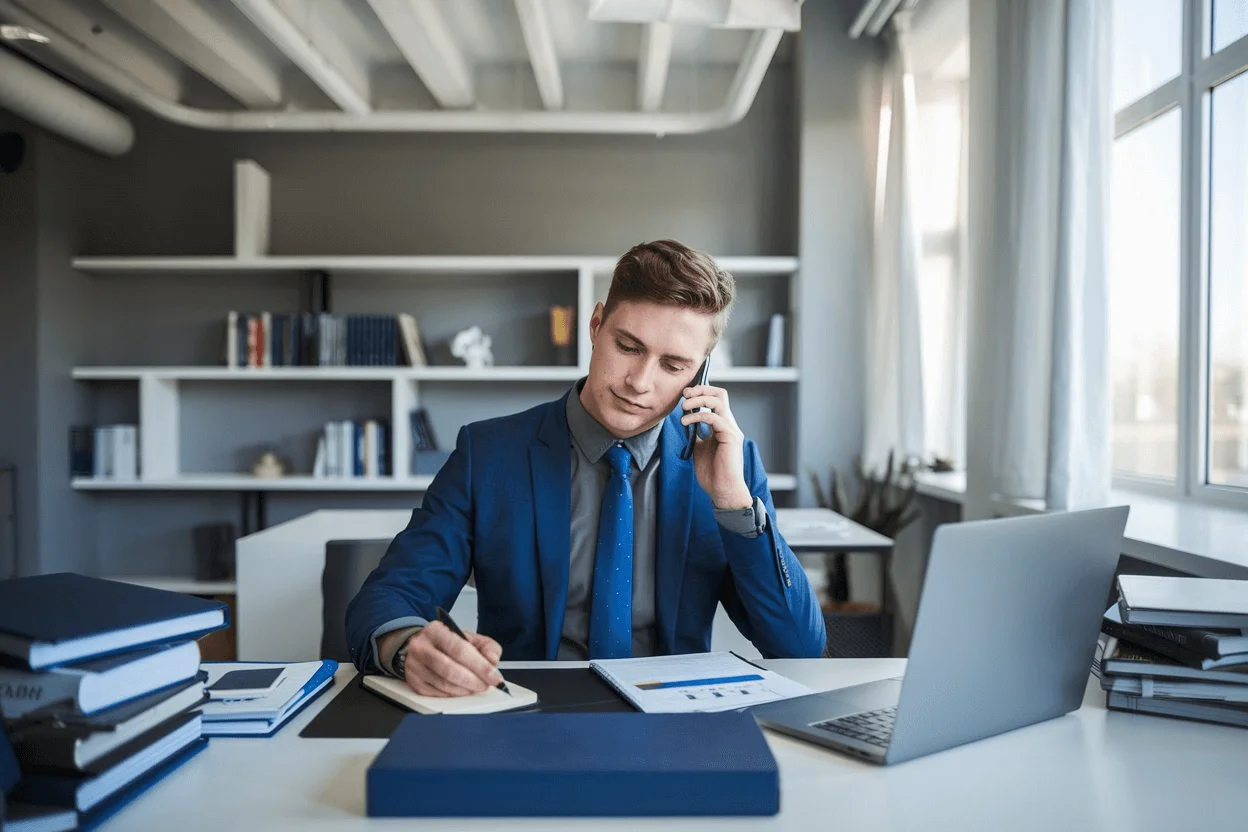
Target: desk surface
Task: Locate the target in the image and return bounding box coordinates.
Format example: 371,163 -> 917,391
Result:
107,659 -> 1246,832
777,508 -> 893,552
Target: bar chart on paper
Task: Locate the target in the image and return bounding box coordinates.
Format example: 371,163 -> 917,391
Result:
590,652 -> 813,713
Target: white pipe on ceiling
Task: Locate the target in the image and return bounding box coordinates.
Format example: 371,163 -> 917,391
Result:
0,46 -> 134,155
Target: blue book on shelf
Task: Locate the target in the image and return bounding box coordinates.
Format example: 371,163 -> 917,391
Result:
366,712 -> 780,817
0,574 -> 228,670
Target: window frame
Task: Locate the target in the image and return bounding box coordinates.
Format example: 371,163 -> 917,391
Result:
1111,0 -> 1248,508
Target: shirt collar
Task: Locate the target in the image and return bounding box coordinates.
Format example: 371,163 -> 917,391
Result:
565,378 -> 662,470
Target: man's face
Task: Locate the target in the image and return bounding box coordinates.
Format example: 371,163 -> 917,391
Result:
581,299 -> 715,438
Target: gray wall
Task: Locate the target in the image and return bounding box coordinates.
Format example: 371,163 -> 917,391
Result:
35,133 -> 100,575
795,2 -> 883,503
0,115 -> 40,577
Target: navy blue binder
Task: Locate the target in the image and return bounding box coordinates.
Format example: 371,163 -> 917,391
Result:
0,573 -> 228,669
367,712 -> 779,817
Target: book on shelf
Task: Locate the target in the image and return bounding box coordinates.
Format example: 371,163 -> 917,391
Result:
225,311 -> 408,368
764,313 -> 786,367
1117,574 -> 1248,630
397,313 -> 427,366
313,419 -> 389,479
70,425 -> 139,481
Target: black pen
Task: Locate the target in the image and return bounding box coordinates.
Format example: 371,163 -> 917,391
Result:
435,606 -> 512,696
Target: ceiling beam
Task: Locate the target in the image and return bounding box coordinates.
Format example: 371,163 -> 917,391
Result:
637,22 -> 672,112
230,0 -> 370,114
101,0 -> 282,108
7,0 -> 184,102
365,0 -> 474,109
513,0 -> 563,111
589,0 -> 802,31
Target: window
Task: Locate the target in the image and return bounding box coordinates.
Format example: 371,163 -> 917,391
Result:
1110,110 -> 1182,481
1110,0 -> 1248,501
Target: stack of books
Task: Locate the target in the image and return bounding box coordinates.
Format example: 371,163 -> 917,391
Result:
1098,574 -> 1248,728
0,573 -> 228,827
199,660 -> 337,737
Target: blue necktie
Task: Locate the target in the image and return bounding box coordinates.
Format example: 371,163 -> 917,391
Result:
589,443 -> 633,659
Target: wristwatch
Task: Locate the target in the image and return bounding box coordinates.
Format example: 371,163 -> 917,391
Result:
390,641 -> 409,679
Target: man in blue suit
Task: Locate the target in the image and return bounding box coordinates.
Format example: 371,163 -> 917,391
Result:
347,240 -> 825,697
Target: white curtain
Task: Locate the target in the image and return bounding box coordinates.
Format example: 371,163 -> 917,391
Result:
969,0 -> 1112,512
862,29 -> 925,472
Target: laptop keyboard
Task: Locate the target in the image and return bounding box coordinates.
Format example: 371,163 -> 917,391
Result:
812,706 -> 897,748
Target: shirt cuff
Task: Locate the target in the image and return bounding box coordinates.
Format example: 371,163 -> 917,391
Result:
714,496 -> 768,539
370,617 -> 428,675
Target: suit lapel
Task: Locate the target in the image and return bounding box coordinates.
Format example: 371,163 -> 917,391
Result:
530,395 -> 572,660
655,412 -> 695,653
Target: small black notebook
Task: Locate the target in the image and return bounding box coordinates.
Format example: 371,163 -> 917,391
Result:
300,668 -> 634,739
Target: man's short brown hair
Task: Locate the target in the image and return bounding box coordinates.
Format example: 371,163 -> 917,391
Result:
603,240 -> 735,345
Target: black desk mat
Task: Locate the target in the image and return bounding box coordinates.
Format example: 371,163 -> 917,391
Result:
299,668 -> 634,739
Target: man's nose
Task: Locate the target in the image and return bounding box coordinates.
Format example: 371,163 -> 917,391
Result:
625,359 -> 657,393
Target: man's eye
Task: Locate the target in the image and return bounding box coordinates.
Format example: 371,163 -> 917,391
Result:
663,364 -> 682,374
618,342 -> 640,354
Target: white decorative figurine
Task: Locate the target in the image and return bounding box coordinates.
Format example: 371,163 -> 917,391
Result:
451,326 -> 494,369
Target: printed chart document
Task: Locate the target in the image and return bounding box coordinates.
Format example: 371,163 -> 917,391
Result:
590,652 -> 813,713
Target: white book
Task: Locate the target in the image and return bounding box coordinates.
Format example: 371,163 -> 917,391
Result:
340,421 -> 354,478
364,420 -> 378,478
114,426 -> 137,481
397,313 -> 427,366
312,436 -> 326,478
325,423 -> 338,478
765,313 -> 786,367
362,674 -> 537,715
234,159 -> 270,258
589,651 -> 812,714
226,310 -> 238,368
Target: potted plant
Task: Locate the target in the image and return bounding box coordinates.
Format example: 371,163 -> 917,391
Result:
808,450 -> 921,657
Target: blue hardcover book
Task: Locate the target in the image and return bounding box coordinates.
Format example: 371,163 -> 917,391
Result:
366,712 -> 779,817
76,736 -> 207,831
0,574 -> 227,670
2,712 -> 21,793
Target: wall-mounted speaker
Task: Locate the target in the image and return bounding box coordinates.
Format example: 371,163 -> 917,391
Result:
0,132 -> 26,173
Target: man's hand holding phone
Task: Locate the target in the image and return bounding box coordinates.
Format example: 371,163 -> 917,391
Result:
381,621 -> 504,698
680,360 -> 753,510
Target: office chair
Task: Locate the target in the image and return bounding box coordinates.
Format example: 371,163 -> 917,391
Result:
320,539 -> 479,663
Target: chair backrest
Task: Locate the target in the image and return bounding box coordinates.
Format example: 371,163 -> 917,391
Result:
321,539 -> 391,662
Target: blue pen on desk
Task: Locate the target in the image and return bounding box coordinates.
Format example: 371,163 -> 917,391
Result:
435,606 -> 512,696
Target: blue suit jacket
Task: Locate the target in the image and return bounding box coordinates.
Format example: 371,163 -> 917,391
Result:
346,393 -> 826,668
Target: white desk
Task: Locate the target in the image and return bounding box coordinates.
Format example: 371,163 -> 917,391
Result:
109,659 -> 1247,832
236,508 -> 879,661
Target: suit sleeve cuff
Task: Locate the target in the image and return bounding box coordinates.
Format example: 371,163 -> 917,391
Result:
370,617 -> 429,675
714,496 -> 768,539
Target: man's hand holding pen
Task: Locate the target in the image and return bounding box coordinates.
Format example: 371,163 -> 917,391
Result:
388,619 -> 505,698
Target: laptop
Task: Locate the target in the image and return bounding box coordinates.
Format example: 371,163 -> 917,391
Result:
751,506 -> 1130,765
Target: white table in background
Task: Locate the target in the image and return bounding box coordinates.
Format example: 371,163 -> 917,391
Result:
108,659 -> 1247,832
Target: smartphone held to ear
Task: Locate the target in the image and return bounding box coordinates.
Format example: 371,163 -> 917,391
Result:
680,358 -> 712,461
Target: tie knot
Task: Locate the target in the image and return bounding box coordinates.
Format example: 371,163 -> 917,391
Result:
605,443 -> 632,476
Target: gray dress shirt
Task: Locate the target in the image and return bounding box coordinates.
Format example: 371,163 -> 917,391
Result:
370,381 -> 764,672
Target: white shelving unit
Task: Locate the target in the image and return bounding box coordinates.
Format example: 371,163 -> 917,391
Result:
71,254 -> 801,494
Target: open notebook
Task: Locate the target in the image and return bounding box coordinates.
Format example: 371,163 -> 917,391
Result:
362,675 -> 538,715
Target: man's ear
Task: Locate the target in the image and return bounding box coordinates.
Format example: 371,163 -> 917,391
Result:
588,302 -> 606,342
